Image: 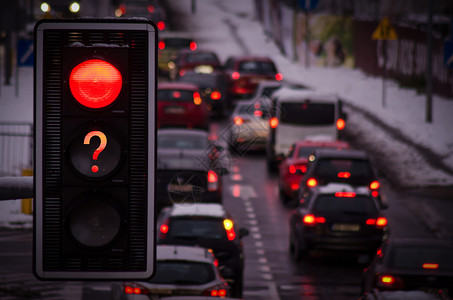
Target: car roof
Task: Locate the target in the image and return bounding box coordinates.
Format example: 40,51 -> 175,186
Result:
169,203 -> 227,218
313,148 -> 369,160
156,245 -> 214,263
272,87 -> 339,103
158,82 -> 199,90
315,183 -> 372,196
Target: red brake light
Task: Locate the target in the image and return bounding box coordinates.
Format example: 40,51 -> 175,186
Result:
158,41 -> 165,50
124,287 -> 134,294
372,190 -> 379,197
211,91 -> 221,100
366,217 -> 387,228
336,118 -> 345,130
422,263 -> 439,269
370,181 -> 380,190
159,224 -> 169,234
234,116 -> 243,125
275,73 -> 283,81
303,214 -> 325,225
254,110 -> 263,117
193,92 -> 202,105
190,41 -> 197,50
381,275 -> 394,284
377,275 -> 404,289
335,192 -> 356,197
307,178 -> 317,187
337,171 -> 350,178
269,117 -> 279,128
157,21 -> 165,31
147,4 -> 155,13
208,170 -> 218,183
232,72 -> 240,80
69,59 -> 122,109
291,183 -> 299,190
289,165 -> 296,174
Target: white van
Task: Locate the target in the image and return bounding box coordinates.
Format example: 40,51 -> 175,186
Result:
265,87 -> 346,172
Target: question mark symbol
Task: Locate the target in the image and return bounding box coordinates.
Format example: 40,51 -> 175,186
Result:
84,131 -> 107,173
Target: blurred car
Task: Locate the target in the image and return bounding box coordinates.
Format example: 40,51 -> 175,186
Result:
227,100 -> 270,154
156,129 -> 226,212
223,56 -> 282,99
359,290 -> 445,300
115,0 -> 167,31
265,87 -> 347,172
361,238 -> 453,297
177,71 -> 231,115
171,49 -> 223,80
289,183 -> 389,261
157,203 -> 249,298
111,245 -> 230,299
158,32 -> 197,76
278,139 -> 350,203
296,148 -> 383,207
158,82 -> 209,129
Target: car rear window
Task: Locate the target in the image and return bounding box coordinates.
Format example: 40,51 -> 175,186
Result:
163,38 -> 192,49
186,53 -> 219,63
238,61 -> 276,73
149,261 -> 216,284
313,158 -> 374,180
313,195 -> 379,215
158,89 -> 195,102
390,246 -> 453,270
280,102 -> 335,125
169,218 -> 228,241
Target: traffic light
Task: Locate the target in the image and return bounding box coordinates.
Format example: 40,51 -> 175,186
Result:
34,19 -> 157,280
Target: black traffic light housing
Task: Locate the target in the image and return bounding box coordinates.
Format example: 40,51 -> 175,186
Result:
34,19 -> 157,280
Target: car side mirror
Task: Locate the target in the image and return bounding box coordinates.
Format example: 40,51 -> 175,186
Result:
238,228 -> 249,239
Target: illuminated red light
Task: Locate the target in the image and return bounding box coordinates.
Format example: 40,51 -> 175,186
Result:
370,181 -> 380,190
211,290 -> 218,297
337,171 -> 350,178
422,263 -> 439,269
193,92 -> 202,105
372,190 -> 379,197
160,224 -> 169,234
147,4 -> 155,13
269,117 -> 279,128
218,289 -> 227,297
303,214 -> 325,225
275,73 -> 283,81
366,217 -> 387,227
289,165 -> 296,174
133,288 -> 141,294
307,178 -> 317,187
335,192 -> 356,197
207,170 -> 218,183
234,116 -> 243,125
190,41 -> 197,50
125,287 -> 134,294
210,91 -> 221,100
232,72 -> 240,80
381,275 -> 395,284
157,21 -> 165,31
69,59 -> 122,109
336,118 -> 345,130
254,110 -> 263,117
213,259 -> 219,267
158,41 -> 165,50
291,183 -> 299,190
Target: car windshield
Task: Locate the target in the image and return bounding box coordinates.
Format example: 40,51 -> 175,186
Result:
313,158 -> 374,180
313,195 -> 379,215
186,53 -> 219,63
179,75 -> 219,87
390,246 -> 453,270
169,218 -> 228,240
280,102 -> 335,125
158,89 -> 195,102
158,134 -> 209,150
149,261 -> 216,285
238,61 -> 276,73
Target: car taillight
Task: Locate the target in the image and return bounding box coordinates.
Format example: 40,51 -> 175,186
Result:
336,118 -> 345,130
289,164 -> 307,174
269,117 -> 278,128
366,217 -> 388,228
275,73 -> 283,81
190,41 -> 197,50
193,92 -> 202,105
179,69 -> 186,77
370,181 -> 380,190
377,275 -> 404,289
211,91 -> 221,100
291,183 -> 299,190
158,41 -> 165,50
223,218 -> 236,240
203,283 -> 229,297
231,72 -> 240,80
160,224 -> 169,234
307,178 -> 317,187
303,214 -> 326,226
234,116 -> 244,125
207,170 -> 219,191
422,263 -> 439,269
157,21 -> 165,31
124,283 -> 150,295
337,171 -> 350,178
335,192 -> 356,197
254,109 -> 263,117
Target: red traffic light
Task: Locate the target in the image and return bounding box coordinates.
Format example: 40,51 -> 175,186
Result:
69,59 -> 122,109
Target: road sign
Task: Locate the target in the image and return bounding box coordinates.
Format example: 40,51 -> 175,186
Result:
17,39 -> 34,67
34,19 -> 157,280
372,17 -> 398,40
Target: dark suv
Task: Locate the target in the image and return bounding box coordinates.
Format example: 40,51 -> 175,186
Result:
289,183 -> 389,261
157,203 -> 249,298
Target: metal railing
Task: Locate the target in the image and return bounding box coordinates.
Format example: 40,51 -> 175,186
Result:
0,122 -> 33,177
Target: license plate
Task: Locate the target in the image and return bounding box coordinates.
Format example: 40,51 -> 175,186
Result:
332,223 -> 360,232
165,106 -> 185,114
251,77 -> 265,84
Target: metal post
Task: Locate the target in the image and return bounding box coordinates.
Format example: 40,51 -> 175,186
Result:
425,0 -> 433,123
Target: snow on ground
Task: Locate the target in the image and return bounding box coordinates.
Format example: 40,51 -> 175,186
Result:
1,0 -> 453,227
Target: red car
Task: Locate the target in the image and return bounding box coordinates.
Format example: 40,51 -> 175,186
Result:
171,49 -> 222,80
157,82 -> 209,129
278,139 -> 350,203
223,56 -> 282,98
